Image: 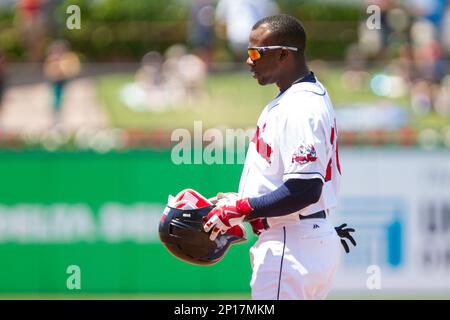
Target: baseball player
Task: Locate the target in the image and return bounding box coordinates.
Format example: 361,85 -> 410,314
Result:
204,14 -> 355,300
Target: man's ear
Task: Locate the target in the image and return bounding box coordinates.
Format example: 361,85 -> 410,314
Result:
279,49 -> 289,62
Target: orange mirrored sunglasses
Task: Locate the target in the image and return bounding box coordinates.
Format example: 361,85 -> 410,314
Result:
247,46 -> 298,61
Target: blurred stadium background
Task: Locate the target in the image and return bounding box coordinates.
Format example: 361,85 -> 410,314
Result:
0,0 -> 450,300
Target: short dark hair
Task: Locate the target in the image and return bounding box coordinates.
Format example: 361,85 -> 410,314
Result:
252,14 -> 306,51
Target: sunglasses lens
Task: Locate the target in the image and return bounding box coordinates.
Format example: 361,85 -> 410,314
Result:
248,49 -> 261,61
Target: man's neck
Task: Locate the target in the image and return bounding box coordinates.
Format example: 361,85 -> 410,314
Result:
277,65 -> 310,92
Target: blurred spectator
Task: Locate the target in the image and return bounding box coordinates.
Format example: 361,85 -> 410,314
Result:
359,0 -> 400,60
407,0 -> 447,34
136,51 -> 164,89
163,45 -> 207,105
125,50 -> 169,112
442,4 -> 450,54
410,80 -> 433,115
0,51 -> 6,116
121,46 -> 208,112
188,0 -> 216,71
215,0 -> 279,63
16,0 -> 49,62
373,0 -> 395,53
434,75 -> 450,116
407,0 -> 447,83
43,40 -> 80,124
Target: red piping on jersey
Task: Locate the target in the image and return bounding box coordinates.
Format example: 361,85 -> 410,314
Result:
252,124 -> 272,164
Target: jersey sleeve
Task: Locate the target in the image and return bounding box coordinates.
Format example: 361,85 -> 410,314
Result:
278,100 -> 329,183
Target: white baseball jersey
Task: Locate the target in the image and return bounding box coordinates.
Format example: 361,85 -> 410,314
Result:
239,75 -> 342,299
238,76 -> 341,228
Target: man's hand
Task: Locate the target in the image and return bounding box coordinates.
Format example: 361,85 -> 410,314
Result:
203,198 -> 253,241
335,223 -> 356,253
208,192 -> 239,205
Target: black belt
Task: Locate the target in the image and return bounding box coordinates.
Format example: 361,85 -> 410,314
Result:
300,210 -> 326,220
261,210 -> 326,230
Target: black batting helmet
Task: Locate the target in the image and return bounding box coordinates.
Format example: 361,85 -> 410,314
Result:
159,189 -> 246,266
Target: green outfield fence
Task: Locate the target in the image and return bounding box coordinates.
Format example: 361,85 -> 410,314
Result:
0,150 -> 254,294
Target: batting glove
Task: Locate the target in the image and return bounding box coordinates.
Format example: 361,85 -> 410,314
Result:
335,223 -> 356,253
208,192 -> 239,205
203,198 -> 254,241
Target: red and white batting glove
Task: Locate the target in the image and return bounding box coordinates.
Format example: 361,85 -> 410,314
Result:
203,198 -> 254,241
208,192 -> 239,205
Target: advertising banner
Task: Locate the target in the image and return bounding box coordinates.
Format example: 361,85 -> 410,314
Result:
1,148 -> 449,295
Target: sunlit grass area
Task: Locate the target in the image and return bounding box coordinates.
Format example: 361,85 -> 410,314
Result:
96,71 -> 278,130
96,67 -> 449,133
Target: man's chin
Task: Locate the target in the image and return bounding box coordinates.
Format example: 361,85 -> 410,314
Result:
255,76 -> 268,85
252,72 -> 270,85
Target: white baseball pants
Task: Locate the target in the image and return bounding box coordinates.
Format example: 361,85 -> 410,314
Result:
249,218 -> 341,300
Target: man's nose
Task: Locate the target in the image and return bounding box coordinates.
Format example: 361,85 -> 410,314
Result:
246,57 -> 254,66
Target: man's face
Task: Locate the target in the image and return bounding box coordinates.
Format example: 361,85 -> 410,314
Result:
247,24 -> 283,86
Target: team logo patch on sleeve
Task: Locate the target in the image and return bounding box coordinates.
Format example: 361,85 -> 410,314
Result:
291,144 -> 317,164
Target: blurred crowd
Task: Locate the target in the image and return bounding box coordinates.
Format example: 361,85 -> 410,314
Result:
104,0 -> 450,120
121,45 -> 208,112
0,0 -> 280,119
347,0 -> 450,117
121,0 -> 279,111
0,0 -> 449,149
